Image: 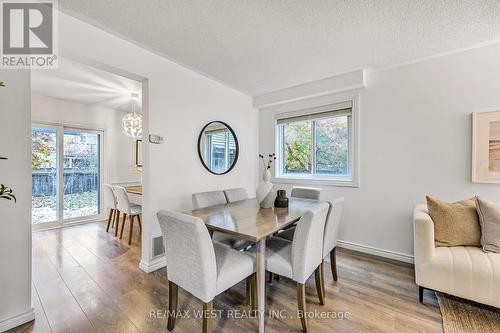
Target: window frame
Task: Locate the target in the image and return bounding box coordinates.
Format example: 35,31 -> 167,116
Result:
273,96 -> 359,187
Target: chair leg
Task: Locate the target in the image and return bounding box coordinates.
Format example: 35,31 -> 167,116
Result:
275,274 -> 281,281
330,247 -> 338,282
168,281 -> 178,331
251,273 -> 257,312
246,276 -> 252,306
315,263 -> 325,305
203,301 -> 213,333
137,214 -> 142,233
297,283 -> 308,333
120,213 -> 127,239
268,272 -> 273,284
419,286 -> 424,303
128,215 -> 134,245
106,209 -> 114,232
114,211 -> 120,236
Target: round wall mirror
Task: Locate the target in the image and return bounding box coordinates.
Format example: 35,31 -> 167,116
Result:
198,121 -> 239,175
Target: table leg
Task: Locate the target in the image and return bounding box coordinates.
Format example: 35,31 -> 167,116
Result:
256,239 -> 266,333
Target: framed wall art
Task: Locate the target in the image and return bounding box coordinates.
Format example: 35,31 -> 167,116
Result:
472,111 -> 500,183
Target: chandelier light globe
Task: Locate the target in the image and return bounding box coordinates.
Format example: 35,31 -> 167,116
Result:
122,112 -> 142,139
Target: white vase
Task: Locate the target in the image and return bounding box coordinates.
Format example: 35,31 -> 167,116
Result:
256,169 -> 275,208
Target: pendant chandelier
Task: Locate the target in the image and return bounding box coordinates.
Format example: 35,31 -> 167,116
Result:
122,94 -> 142,139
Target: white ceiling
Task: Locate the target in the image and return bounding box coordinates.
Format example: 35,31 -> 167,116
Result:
32,58 -> 142,112
59,0 -> 500,96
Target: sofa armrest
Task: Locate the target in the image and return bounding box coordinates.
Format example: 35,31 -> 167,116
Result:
413,204 -> 435,266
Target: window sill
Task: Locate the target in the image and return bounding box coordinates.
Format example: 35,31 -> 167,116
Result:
272,176 -> 359,187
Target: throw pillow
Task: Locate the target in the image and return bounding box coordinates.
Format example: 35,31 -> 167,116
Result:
474,196 -> 500,253
426,196 -> 481,247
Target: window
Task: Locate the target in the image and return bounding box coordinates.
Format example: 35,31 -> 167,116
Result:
203,130 -> 236,174
275,101 -> 357,185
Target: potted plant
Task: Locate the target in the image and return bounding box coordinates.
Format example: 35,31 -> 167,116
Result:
0,156 -> 16,202
0,82 -> 16,202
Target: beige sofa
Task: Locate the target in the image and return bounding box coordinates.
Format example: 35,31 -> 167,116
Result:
413,204 -> 500,308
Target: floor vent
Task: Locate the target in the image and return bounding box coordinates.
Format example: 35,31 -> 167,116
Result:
152,236 -> 165,258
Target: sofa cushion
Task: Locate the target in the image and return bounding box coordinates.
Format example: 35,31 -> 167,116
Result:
475,196 -> 500,253
426,196 -> 481,247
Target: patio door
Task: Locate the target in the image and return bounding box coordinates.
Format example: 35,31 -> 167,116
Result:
32,124 -> 104,229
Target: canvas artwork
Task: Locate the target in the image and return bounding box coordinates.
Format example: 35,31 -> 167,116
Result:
473,111 -> 500,183
489,121 -> 500,172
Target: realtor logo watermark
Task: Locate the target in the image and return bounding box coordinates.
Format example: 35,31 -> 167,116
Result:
1,0 -> 58,68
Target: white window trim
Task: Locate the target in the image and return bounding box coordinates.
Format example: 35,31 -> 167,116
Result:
272,94 -> 360,187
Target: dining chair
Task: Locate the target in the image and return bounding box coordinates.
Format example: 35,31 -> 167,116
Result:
270,186 -> 322,282
103,184 -> 119,233
291,186 -> 321,200
253,202 -> 329,333
192,191 -> 252,251
157,210 -> 256,333
276,186 -> 321,239
114,186 -> 142,245
278,197 -> 344,282
223,188 -> 248,203
192,190 -> 227,209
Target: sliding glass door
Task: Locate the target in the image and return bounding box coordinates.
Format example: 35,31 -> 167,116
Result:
31,126 -> 58,225
32,124 -> 103,228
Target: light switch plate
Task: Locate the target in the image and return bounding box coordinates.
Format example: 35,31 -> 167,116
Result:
149,134 -> 163,144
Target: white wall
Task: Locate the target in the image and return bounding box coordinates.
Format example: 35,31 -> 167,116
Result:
58,12 -> 259,270
0,71 -> 34,330
259,42 -> 500,261
31,94 -> 142,188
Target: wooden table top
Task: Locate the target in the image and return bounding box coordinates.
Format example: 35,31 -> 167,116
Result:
125,185 -> 142,195
183,198 -> 320,242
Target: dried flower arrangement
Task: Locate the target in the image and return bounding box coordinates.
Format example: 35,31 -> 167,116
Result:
259,153 -> 276,170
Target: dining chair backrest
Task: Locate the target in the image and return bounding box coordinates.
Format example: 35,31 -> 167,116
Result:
103,184 -> 117,210
322,197 -> 345,258
223,188 -> 248,203
291,202 -> 329,284
291,186 -> 321,200
192,190 -> 227,209
114,186 -> 132,214
157,210 -> 217,303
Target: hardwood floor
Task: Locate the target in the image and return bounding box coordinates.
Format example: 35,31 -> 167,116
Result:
9,221 -> 442,333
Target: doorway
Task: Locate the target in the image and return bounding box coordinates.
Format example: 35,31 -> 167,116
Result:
31,124 -> 103,229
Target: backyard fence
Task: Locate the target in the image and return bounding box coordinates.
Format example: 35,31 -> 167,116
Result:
32,169 -> 99,196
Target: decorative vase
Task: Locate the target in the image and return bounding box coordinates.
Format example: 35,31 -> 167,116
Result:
256,169 -> 275,208
274,189 -> 289,208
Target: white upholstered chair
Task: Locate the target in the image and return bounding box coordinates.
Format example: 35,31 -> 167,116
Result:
103,184 -> 119,233
157,210 -> 256,333
192,190 -> 252,251
255,202 -> 330,332
192,190 -> 227,209
114,186 -> 142,245
223,187 -> 248,203
277,197 -> 344,282
291,186 -> 321,200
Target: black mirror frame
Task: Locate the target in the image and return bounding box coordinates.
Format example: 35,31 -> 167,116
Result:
197,121 -> 239,175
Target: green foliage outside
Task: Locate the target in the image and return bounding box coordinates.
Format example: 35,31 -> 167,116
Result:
283,116 -> 348,175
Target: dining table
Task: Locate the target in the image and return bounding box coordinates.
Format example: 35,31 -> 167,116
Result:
183,197 -> 321,333
125,185 -> 142,195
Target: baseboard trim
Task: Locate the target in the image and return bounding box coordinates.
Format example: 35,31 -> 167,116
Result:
337,240 -> 414,264
139,256 -> 166,273
138,241 -> 414,273
0,308 -> 35,332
